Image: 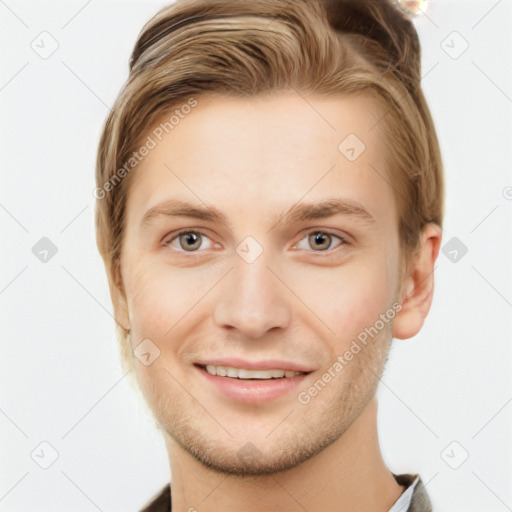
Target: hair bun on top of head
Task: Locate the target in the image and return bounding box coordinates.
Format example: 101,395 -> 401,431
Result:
322,0 -> 422,94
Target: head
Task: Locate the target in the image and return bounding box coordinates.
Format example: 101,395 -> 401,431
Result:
95,0 -> 443,474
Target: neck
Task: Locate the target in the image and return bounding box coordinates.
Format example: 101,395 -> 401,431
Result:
164,397 -> 403,512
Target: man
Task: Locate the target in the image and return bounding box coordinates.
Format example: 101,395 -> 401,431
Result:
94,1 -> 443,510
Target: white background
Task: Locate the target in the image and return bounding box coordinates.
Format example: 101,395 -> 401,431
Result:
1,1 -> 511,510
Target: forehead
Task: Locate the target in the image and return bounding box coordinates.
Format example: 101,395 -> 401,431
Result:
125,92 -> 396,230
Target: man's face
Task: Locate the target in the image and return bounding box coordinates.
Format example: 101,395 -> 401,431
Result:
119,92 -> 402,474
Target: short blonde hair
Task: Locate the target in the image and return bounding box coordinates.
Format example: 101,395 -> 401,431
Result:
95,0 -> 444,375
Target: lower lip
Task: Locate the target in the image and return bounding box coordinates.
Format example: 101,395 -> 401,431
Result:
195,365 -> 310,404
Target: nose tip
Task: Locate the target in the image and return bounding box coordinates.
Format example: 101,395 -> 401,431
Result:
213,258 -> 291,340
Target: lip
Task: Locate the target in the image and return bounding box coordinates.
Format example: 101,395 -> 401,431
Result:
195,364 -> 311,403
193,357 -> 314,373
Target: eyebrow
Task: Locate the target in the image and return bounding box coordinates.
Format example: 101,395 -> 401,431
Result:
140,197 -> 377,229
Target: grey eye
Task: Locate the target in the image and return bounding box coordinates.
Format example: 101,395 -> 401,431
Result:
295,231 -> 344,252
308,232 -> 333,251
179,232 -> 202,251
166,231 -> 214,252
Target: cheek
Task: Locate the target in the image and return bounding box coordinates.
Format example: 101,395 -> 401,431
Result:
308,255 -> 398,351
123,257 -> 217,343
123,258 -> 180,339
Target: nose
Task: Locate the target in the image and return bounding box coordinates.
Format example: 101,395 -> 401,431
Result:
213,251 -> 292,340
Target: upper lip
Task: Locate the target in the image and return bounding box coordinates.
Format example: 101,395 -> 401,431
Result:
194,357 -> 314,373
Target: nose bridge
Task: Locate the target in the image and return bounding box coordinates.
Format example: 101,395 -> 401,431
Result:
213,242 -> 291,339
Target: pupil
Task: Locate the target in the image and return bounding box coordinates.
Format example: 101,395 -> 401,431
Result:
181,232 -> 200,251
311,232 -> 330,250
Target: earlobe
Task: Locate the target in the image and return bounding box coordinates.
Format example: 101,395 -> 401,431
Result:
392,223 -> 442,340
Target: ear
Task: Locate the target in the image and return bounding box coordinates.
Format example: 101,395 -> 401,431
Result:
107,270 -> 131,332
392,223 -> 442,340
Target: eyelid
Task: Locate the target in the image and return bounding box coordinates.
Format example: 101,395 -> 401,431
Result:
291,229 -> 350,254
163,228 -> 351,255
163,229 -> 219,252
294,227 -> 353,246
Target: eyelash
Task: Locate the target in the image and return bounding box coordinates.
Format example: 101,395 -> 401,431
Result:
163,229 -> 350,258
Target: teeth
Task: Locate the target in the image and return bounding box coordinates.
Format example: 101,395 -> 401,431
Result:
204,365 -> 303,379
226,367 -> 238,378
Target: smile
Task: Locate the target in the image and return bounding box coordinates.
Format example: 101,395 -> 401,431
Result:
202,365 -> 305,379
195,363 -> 312,403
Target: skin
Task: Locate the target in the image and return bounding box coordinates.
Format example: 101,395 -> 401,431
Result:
110,92 -> 441,511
